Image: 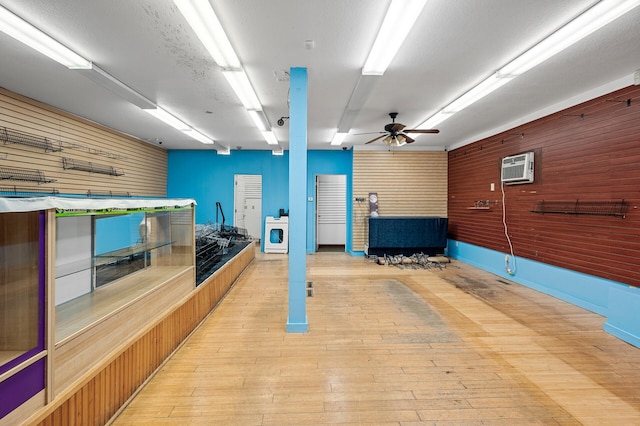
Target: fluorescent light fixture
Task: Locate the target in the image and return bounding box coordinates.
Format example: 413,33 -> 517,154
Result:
183,129 -> 214,144
143,107 -> 190,131
248,109 -> 269,131
443,73 -> 514,113
417,110 -> 453,129
362,0 -> 428,75
330,132 -> 347,146
0,4 -> 91,69
499,0 -> 640,77
223,70 -> 262,110
262,131 -> 279,145
76,64 -> 156,109
173,0 -> 240,68
417,0 -> 640,130
272,148 -> 284,156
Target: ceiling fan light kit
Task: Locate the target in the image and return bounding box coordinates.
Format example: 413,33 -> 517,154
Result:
364,112 -> 439,146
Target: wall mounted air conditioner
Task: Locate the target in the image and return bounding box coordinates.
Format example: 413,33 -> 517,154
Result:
501,152 -> 534,184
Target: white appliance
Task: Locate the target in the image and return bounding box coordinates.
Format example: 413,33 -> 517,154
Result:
501,152 -> 534,184
264,216 -> 288,253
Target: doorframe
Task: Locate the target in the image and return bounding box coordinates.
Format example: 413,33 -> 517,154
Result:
314,173 -> 347,252
233,174 -> 263,242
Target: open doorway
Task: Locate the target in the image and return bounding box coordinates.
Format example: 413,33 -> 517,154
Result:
316,174 -> 346,252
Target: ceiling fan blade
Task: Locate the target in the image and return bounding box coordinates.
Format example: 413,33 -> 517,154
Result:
353,131 -> 386,136
365,135 -> 386,144
403,134 -> 415,143
404,129 -> 440,134
389,123 -> 406,132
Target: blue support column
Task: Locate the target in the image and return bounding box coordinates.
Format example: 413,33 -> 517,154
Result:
286,67 -> 309,332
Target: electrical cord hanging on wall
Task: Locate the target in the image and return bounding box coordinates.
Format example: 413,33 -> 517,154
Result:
501,181 -> 517,275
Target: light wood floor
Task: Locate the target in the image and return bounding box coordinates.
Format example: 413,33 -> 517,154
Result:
113,252 -> 640,425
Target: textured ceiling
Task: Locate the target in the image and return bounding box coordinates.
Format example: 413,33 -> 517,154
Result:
0,0 -> 639,152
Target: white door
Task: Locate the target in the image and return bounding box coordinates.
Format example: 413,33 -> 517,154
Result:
316,174 -> 346,246
234,174 -> 262,240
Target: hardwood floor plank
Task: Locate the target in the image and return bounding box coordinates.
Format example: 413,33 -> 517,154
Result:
112,252 -> 640,425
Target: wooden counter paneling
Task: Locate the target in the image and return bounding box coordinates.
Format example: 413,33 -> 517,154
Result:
24,243 -> 255,426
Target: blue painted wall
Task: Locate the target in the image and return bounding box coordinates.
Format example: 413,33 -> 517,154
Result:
94,213 -> 145,254
167,149 -> 353,252
307,150 -> 353,253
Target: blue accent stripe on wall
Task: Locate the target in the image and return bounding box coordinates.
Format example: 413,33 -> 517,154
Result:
448,239 -> 640,348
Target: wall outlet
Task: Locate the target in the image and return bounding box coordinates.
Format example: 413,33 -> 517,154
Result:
490,183 -> 495,191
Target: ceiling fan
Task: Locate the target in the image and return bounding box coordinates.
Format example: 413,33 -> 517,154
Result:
363,112 -> 439,146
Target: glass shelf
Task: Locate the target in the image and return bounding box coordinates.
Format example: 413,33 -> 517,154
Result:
94,240 -> 173,265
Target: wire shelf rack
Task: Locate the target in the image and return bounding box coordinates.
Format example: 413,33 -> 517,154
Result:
87,190 -> 132,198
0,185 -> 59,196
531,199 -> 628,218
0,166 -> 56,184
62,157 -> 124,176
0,127 -> 63,152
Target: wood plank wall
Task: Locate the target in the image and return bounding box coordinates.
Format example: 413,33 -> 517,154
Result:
352,151 -> 448,251
0,88 -> 166,196
448,85 -> 640,287
29,244 -> 255,426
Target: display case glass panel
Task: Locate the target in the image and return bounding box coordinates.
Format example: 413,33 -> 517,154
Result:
55,207 -> 194,342
0,211 -> 44,372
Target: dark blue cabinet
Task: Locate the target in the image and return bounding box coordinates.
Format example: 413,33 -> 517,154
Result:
368,216 -> 448,256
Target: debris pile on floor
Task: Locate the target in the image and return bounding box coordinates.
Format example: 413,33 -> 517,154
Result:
370,253 -> 450,269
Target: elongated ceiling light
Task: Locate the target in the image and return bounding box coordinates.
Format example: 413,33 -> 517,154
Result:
417,0 -> 640,130
333,0 -> 427,146
173,0 -> 240,68
262,131 -> 279,145
0,4 -> 90,68
222,70 -> 262,110
143,107 -> 190,131
362,0 -> 428,75
183,128 -> 215,144
330,131 -> 347,146
174,0 -> 277,147
0,4 -> 220,148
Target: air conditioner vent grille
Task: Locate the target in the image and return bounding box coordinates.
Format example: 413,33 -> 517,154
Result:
501,152 -> 534,184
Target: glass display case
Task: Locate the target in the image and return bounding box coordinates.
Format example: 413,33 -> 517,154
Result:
0,210 -> 45,420
54,204 -> 195,341
0,191 -> 195,420
0,211 -> 44,372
